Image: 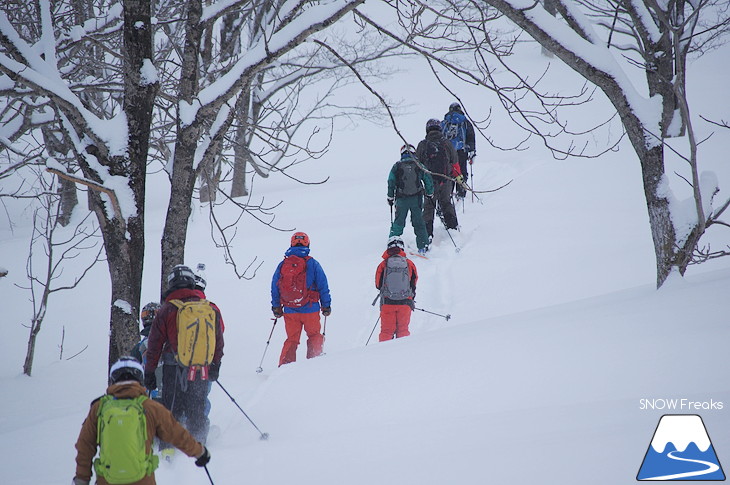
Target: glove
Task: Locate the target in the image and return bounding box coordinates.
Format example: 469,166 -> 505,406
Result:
144,372 -> 157,391
208,362 -> 220,381
321,306 -> 331,317
72,478 -> 90,485
387,197 -> 394,207
407,299 -> 415,310
455,175 -> 464,184
195,446 -> 211,467
272,306 -> 283,317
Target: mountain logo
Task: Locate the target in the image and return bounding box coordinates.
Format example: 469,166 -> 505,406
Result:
637,414 -> 725,481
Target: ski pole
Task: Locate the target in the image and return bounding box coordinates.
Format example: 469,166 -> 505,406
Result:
372,292 -> 380,306
366,316 -> 381,346
469,157 -> 474,203
203,465 -> 215,485
256,317 -> 278,373
439,202 -> 460,253
216,380 -> 270,440
390,203 -> 394,224
414,306 -> 451,321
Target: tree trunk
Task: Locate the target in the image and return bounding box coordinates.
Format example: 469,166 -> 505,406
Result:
160,0 -> 203,289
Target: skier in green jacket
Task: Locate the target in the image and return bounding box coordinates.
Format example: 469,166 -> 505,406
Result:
387,144 -> 434,255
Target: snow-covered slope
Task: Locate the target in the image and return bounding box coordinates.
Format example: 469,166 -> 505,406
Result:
1,29 -> 729,485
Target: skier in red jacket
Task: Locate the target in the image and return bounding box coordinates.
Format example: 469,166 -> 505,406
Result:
375,236 -> 418,341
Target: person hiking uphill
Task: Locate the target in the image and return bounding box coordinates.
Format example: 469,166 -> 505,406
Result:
387,144 -> 434,255
72,357 -> 211,485
442,102 -> 476,199
416,119 -> 460,240
130,302 -> 162,400
375,236 -> 418,341
271,232 -> 332,366
144,264 -> 224,454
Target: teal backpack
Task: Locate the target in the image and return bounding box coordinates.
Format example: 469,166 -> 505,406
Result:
93,395 -> 159,484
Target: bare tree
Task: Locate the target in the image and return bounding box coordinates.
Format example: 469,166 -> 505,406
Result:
151,0 -> 368,289
363,0 -> 730,287
18,171 -> 102,376
1,0 -> 156,365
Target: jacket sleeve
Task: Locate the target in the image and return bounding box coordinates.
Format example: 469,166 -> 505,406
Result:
311,259 -> 332,308
375,261 -> 385,289
421,170 -> 434,196
74,402 -> 100,482
147,400 -> 204,458
465,119 -> 476,151
213,304 -> 224,364
408,260 -> 418,290
387,163 -> 399,198
271,261 -> 283,307
144,307 -> 170,372
447,141 -> 459,166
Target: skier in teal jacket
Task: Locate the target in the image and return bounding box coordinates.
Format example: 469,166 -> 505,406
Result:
387,145 -> 434,255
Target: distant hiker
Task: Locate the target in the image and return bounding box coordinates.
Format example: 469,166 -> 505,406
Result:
416,119 -> 459,239
130,301 -> 162,400
72,357 -> 211,485
375,236 -> 418,341
387,144 -> 434,255
271,232 -> 332,366
442,102 -> 476,199
144,264 -> 224,455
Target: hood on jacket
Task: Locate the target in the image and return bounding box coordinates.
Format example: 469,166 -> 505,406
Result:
105,381 -> 148,399
285,246 -> 311,258
381,247 -> 407,259
164,287 -> 205,302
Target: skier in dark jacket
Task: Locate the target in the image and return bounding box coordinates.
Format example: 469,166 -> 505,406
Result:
387,144 -> 434,255
144,264 -> 224,454
416,119 -> 460,239
442,102 -> 476,199
375,236 -> 418,341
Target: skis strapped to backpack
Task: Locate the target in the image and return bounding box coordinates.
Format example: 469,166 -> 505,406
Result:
94,395 -> 158,484
170,299 -> 217,378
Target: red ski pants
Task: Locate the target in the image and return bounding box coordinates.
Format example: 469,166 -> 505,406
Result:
379,304 -> 412,341
279,312 -> 324,366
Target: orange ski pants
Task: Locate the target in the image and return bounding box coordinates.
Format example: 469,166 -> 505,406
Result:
279,312 -> 324,366
379,304 -> 412,341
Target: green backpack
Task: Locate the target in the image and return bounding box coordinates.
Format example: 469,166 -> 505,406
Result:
94,395 -> 159,484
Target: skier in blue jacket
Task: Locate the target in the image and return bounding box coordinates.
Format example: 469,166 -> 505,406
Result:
442,102 -> 476,199
271,232 -> 332,366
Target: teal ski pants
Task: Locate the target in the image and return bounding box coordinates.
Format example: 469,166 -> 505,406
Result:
389,195 -> 429,249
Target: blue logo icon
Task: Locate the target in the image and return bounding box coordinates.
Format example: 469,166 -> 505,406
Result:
637,414 -> 725,481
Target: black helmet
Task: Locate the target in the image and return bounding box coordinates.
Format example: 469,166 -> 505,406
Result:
449,102 -> 461,112
109,356 -> 144,384
167,264 -> 196,291
140,301 -> 160,327
426,118 -> 441,132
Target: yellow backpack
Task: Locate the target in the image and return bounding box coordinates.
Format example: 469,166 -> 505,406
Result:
170,299 -> 216,367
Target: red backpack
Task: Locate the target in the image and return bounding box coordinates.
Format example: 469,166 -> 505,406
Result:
277,255 -> 319,308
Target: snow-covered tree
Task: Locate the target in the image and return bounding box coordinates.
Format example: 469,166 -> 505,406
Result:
365,0 -> 730,287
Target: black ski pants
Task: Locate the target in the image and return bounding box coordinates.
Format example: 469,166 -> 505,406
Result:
423,180 -> 458,236
159,364 -> 211,447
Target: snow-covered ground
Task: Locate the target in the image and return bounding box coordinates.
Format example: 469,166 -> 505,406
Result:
1,25 -> 729,485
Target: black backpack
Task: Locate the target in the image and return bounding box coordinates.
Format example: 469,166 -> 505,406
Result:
396,161 -> 422,197
424,139 -> 449,175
